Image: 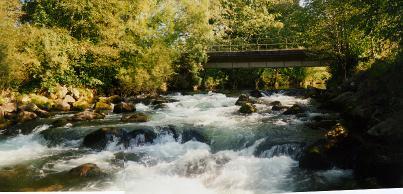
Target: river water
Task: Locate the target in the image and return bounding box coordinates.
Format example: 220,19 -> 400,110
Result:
0,92 -> 355,193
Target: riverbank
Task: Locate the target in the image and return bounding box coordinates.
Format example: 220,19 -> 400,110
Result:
299,59 -> 403,187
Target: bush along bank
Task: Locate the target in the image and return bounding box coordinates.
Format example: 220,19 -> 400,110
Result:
299,60 -> 403,188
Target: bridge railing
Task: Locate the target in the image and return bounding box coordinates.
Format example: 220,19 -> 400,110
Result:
207,38 -> 302,52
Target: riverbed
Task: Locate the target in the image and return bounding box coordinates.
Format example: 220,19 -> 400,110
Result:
0,92 -> 356,193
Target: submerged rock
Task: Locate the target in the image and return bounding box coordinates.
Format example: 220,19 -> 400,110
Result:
239,102 -> 257,114
83,127 -> 128,150
127,128 -> 157,145
121,113 -> 149,122
51,118 -> 70,128
270,101 -> 288,111
181,129 -> 208,144
71,111 -> 105,121
159,125 -> 179,140
254,139 -> 306,160
283,104 -> 306,115
249,90 -> 263,98
68,163 -> 102,177
113,102 -> 135,113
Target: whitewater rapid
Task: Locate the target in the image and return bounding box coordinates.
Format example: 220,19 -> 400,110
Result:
0,92 -> 353,193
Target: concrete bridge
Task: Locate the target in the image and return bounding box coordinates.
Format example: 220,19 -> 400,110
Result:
205,43 -> 329,69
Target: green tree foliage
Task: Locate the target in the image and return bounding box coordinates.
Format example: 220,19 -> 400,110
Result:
1,0 -> 211,94
1,0 -> 400,93
301,0 -> 402,85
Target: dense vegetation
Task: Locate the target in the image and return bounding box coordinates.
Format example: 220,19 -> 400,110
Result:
0,0 -> 401,94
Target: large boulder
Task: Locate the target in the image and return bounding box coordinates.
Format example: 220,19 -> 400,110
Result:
270,101 -> 288,111
249,90 -> 263,98
298,140 -> 333,170
181,129 -> 208,144
367,112 -> 403,142
239,102 -> 257,114
71,111 -> 105,121
19,103 -> 39,112
63,95 -> 76,104
68,163 -> 102,177
127,129 -> 157,145
254,140 -> 306,159
29,94 -> 53,110
354,146 -> 403,187
108,95 -> 123,104
0,103 -> 17,113
235,94 -> 251,106
51,118 -> 70,128
16,111 -> 37,123
283,104 -> 306,115
94,101 -> 112,112
35,109 -> 52,118
70,88 -> 81,100
83,127 -> 128,150
113,102 -> 135,113
54,85 -> 69,99
18,103 -> 51,118
71,100 -> 91,111
299,123 -> 360,170
121,113 -> 150,122
53,100 -> 71,111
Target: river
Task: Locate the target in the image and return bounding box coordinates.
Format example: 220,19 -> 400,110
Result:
0,92 -> 356,193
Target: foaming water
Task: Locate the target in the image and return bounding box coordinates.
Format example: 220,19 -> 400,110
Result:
0,125 -> 65,167
0,92 -> 354,192
102,137 -> 297,194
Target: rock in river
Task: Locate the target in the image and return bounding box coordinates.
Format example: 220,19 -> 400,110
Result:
83,127 -> 128,150
239,102 -> 257,114
68,163 -> 102,177
71,111 -> 105,121
283,104 -> 306,115
128,129 -> 157,145
16,111 -> 37,123
113,102 -> 135,113
121,113 -> 149,122
53,100 -> 71,111
181,129 -> 208,144
235,94 -> 253,106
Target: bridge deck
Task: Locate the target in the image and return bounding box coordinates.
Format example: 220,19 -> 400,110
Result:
205,49 -> 328,68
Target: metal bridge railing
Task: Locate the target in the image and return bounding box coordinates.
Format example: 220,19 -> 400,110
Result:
207,38 -> 302,52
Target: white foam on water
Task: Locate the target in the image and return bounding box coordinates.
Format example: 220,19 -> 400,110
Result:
260,93 -> 310,107
51,151 -> 117,172
145,93 -> 270,130
99,135 -> 297,194
0,125 -> 65,167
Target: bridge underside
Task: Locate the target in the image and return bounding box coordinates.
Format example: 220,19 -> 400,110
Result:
205,49 -> 329,69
